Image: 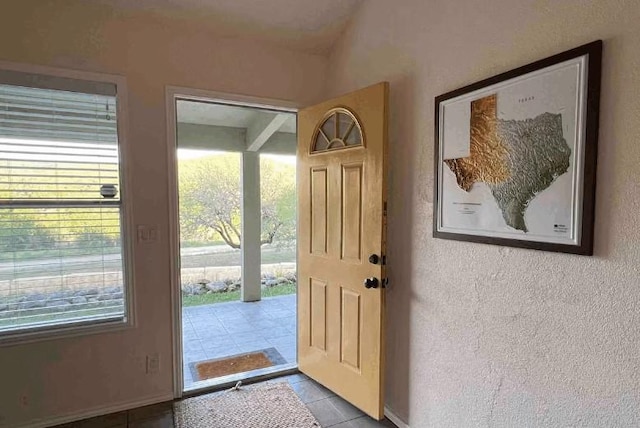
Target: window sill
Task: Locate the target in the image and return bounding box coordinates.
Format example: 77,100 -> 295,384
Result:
0,315 -> 134,347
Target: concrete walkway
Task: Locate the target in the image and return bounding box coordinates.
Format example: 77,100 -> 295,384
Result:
181,294 -> 297,387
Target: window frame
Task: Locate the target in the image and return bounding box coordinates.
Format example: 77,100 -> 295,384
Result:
0,61 -> 135,346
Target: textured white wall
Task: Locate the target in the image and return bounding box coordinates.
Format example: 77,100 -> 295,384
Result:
327,0 -> 640,426
0,1 -> 326,426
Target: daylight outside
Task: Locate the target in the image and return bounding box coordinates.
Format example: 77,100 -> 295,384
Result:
0,84 -> 126,336
177,148 -> 297,388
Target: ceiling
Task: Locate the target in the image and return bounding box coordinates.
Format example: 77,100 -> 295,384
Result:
94,0 -> 363,54
176,100 -> 297,155
177,100 -> 296,133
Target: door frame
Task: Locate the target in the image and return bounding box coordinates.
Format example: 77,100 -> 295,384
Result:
165,86 -> 299,398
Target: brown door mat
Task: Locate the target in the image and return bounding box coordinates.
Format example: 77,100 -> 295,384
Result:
190,347 -> 287,381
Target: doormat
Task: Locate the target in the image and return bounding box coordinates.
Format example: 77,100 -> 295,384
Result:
175,382 -> 321,428
190,347 -> 286,381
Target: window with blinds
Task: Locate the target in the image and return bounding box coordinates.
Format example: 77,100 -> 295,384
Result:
0,69 -> 128,337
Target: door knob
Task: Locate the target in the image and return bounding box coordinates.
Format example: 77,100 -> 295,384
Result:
368,254 -> 380,265
364,277 -> 379,289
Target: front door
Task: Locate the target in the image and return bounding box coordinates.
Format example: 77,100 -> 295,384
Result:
297,82 -> 388,419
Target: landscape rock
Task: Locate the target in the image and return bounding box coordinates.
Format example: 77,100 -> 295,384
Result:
24,293 -> 45,302
228,281 -> 241,292
49,291 -> 66,300
265,279 -> 278,287
20,300 -> 45,310
71,296 -> 88,305
182,283 -> 204,295
76,288 -> 99,296
206,281 -> 228,293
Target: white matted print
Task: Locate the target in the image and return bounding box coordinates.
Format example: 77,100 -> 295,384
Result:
433,41 -> 602,255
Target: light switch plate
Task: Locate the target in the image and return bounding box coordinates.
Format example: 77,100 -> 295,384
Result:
137,224 -> 158,242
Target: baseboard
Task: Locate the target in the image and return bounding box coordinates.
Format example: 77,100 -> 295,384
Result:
14,393 -> 404,428
385,406 -> 409,428
14,392 -> 174,428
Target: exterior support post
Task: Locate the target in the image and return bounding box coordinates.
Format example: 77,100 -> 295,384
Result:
241,151 -> 261,302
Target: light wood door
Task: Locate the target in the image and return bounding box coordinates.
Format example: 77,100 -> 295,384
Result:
297,82 -> 388,420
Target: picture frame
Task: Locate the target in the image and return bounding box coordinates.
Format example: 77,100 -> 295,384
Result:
433,40 -> 602,255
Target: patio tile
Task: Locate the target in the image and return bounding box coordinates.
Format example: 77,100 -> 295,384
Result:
200,336 -> 235,349
269,336 -> 297,348
212,312 -> 243,320
190,316 -> 225,327
182,295 -> 298,386
183,306 -> 216,315
257,326 -> 293,339
195,328 -> 230,340
206,345 -> 241,359
281,353 -> 297,364
273,343 -> 296,355
222,322 -> 259,334
183,339 -> 205,353
252,318 -> 281,329
181,329 -> 198,340
191,324 -> 226,335
235,339 -> 273,353
231,331 -> 267,344
210,303 -> 241,312
265,309 -> 297,319
238,311 -> 271,321
184,350 -> 208,363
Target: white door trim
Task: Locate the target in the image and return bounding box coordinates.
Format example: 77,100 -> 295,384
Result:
165,86 -> 299,398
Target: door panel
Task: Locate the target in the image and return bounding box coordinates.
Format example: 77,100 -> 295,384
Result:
341,163 -> 363,262
340,287 -> 362,370
310,167 -> 328,255
310,278 -> 327,351
297,82 -> 388,419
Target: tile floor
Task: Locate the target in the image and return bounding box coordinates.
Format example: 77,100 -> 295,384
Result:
182,294 -> 297,388
53,374 -> 398,428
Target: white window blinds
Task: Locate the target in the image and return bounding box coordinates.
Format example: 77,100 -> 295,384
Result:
0,75 -> 127,336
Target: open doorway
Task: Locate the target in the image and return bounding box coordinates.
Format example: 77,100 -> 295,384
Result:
173,99 -> 297,391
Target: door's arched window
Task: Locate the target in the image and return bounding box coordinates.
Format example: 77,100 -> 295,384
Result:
311,108 -> 363,153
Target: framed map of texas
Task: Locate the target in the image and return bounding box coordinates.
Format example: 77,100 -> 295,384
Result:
433,41 -> 602,255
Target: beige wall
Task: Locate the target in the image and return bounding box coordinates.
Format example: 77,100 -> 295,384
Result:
327,0 -> 640,426
0,1 -> 326,426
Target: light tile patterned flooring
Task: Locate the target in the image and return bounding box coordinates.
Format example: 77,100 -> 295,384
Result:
182,294 -> 297,388
53,374 -> 398,427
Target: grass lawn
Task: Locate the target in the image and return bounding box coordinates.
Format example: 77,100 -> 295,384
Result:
182,282 -> 296,306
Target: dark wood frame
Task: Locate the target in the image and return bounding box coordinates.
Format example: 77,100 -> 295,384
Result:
433,40 -> 602,255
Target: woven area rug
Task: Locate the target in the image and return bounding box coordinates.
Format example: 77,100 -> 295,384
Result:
189,347 -> 286,381
175,382 -> 321,428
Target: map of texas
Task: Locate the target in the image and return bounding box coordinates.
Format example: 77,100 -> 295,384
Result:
444,94 -> 571,232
